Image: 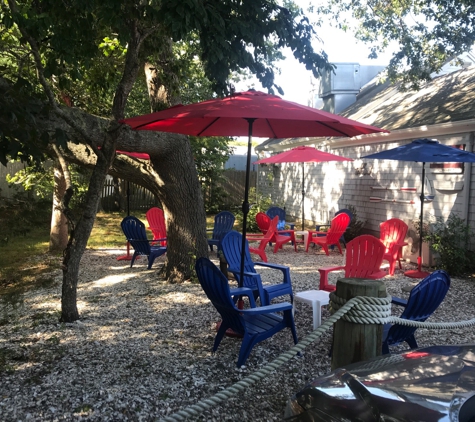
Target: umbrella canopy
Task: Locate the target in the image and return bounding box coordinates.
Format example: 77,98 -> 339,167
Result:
254,146 -> 353,230
122,90 -> 388,285
122,90 -> 389,138
363,138 -> 475,278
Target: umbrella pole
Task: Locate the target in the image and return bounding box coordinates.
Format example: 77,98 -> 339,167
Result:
418,163 -> 425,270
239,119 -> 256,300
404,162 -> 430,278
301,163 -> 305,231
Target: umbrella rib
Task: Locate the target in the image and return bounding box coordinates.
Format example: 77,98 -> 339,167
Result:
197,118 -> 220,136
264,119 -> 278,138
318,121 -> 355,137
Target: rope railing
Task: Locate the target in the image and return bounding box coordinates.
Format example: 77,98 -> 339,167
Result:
159,294 -> 475,422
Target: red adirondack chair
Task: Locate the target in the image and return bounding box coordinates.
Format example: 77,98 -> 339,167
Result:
246,215 -> 279,262
145,207 -> 167,246
380,218 -> 409,275
306,212 -> 350,254
255,212 -> 296,253
318,235 -> 387,291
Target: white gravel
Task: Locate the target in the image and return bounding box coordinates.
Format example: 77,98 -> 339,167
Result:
1,243 -> 475,421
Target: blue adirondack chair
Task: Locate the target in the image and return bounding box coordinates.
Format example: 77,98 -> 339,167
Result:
207,211 -> 235,254
221,230 -> 294,306
266,206 -> 287,230
382,269 -> 450,354
195,257 -> 298,367
120,216 -> 167,269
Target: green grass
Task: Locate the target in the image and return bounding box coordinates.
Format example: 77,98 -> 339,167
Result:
0,206 -> 220,296
87,211 -> 146,248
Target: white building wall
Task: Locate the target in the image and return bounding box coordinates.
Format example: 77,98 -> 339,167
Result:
256,134 -> 475,241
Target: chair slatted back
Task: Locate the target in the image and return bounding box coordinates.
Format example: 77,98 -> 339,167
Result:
145,207 -> 167,246
345,235 -> 386,278
121,216 -> 151,255
325,212 -> 351,244
385,270 -> 450,348
266,206 -> 286,230
380,218 -> 408,254
195,257 -> 245,335
212,211 -> 235,241
221,231 -> 261,292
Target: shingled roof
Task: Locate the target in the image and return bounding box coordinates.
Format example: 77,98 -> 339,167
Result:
340,66 -> 475,130
255,66 -> 475,153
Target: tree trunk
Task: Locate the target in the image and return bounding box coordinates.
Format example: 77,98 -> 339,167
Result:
49,163 -> 69,252
60,137 -> 117,322
149,137 -> 209,282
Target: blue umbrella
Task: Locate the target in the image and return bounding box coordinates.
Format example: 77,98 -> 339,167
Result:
363,138 -> 475,278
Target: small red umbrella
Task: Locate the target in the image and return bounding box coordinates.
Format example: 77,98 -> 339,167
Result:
254,146 -> 353,230
122,90 -> 388,284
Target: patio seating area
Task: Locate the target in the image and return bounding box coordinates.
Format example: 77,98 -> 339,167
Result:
2,244 -> 474,421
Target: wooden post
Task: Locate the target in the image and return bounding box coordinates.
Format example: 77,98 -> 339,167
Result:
331,278 -> 387,370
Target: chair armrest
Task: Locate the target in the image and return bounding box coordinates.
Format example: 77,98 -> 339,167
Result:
308,231 -> 327,236
391,296 -> 408,307
149,238 -> 166,243
242,302 -> 292,315
254,262 -> 291,282
319,265 -> 345,273
254,261 -> 290,272
227,267 -> 260,279
230,287 -> 257,308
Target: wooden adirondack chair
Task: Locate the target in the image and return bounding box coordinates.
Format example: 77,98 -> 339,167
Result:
121,216 -> 167,269
266,206 -> 287,230
221,230 -> 294,306
195,257 -> 298,367
380,218 -> 409,275
382,270 -> 450,354
145,207 -> 167,247
255,212 -> 296,254
318,235 -> 387,292
207,211 -> 235,254
245,215 -> 279,262
306,212 -> 350,254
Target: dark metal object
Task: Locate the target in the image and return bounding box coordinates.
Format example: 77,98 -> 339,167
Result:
284,344 -> 475,421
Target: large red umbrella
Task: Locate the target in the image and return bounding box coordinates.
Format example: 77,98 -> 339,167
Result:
254,146 -> 353,230
121,90 -> 388,284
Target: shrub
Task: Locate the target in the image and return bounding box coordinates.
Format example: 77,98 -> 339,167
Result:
425,213 -> 474,276
344,205 -> 366,242
234,188 -> 274,233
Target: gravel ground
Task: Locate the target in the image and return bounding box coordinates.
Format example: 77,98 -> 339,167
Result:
1,242 -> 475,421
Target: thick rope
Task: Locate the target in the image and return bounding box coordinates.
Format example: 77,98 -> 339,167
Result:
330,292 -> 475,328
159,294 -> 475,421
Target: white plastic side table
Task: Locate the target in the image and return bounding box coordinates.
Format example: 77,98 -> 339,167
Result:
294,230 -> 309,249
294,290 -> 330,330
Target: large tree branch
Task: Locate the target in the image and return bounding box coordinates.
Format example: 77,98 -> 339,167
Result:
6,0 -> 103,157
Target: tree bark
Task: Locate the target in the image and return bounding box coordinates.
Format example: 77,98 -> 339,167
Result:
49,163 -> 68,252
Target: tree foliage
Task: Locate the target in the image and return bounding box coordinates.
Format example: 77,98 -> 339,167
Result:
0,0 -> 334,321
313,0 -> 475,89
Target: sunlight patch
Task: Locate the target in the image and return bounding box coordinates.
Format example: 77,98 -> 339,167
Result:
91,273 -> 136,287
